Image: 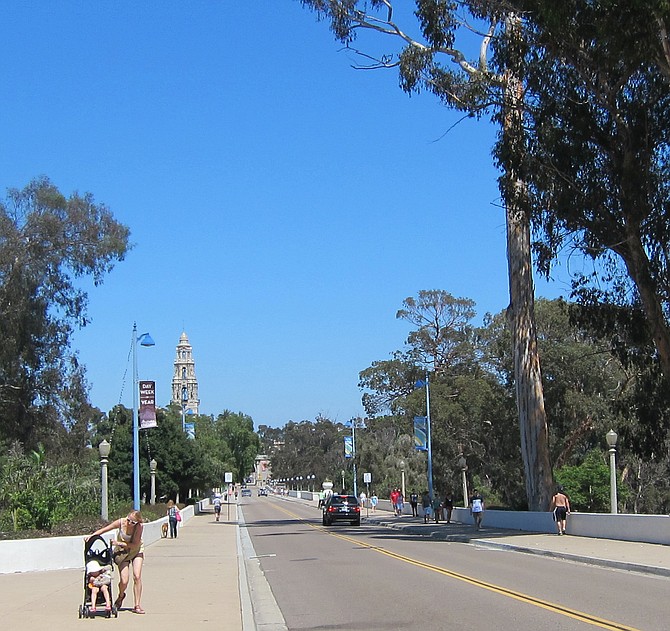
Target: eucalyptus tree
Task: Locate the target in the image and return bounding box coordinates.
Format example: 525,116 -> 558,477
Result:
514,1 -> 670,381
301,1 -> 553,509
396,290 -> 477,374
0,177 -> 130,451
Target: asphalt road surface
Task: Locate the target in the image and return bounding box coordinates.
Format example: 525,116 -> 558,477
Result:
241,494 -> 665,631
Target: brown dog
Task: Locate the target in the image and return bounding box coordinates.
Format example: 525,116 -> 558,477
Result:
161,522 -> 169,538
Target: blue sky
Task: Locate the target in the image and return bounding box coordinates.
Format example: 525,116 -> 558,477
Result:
0,2 -> 568,428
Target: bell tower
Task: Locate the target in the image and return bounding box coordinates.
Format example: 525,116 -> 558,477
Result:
171,331 -> 200,414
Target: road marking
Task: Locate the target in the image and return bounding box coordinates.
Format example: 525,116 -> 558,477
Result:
272,503 -> 640,631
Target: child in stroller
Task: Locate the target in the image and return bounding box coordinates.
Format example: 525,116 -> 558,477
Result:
79,534 -> 118,618
87,560 -> 112,613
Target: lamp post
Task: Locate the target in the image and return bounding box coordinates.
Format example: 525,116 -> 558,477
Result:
458,454 -> 469,508
150,458 -> 157,505
132,322 -> 155,511
98,440 -> 111,521
606,429 -> 618,514
399,459 -> 406,501
181,386 -> 188,431
341,469 -> 346,493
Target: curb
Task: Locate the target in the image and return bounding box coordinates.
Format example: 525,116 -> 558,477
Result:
363,516 -> 670,578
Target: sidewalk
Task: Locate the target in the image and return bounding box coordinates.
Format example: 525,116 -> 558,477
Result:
363,511 -> 670,577
0,506 -> 245,630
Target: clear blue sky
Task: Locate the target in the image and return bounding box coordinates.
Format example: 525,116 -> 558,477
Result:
0,2 -> 567,428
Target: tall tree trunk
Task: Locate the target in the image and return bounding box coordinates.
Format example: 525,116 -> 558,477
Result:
614,234 -> 670,380
502,15 -> 554,511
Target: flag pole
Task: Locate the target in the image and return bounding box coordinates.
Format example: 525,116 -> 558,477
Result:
426,373 -> 434,502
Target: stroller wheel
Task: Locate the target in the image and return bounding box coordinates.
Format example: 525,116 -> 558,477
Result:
79,605 -> 83,618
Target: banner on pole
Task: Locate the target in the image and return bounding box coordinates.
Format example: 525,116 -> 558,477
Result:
344,435 -> 353,458
139,381 -> 157,429
184,422 -> 195,440
414,416 -> 428,451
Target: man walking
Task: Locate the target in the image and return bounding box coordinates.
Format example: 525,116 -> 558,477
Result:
469,489 -> 484,530
550,486 -> 571,535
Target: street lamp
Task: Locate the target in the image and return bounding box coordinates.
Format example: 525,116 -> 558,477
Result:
341,469 -> 346,493
399,459 -> 406,501
458,454 -> 469,508
606,429 -> 618,514
132,322 -> 155,511
150,458 -> 157,505
98,440 -> 111,521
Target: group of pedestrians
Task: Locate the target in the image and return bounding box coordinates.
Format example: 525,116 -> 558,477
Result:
385,483 -> 571,535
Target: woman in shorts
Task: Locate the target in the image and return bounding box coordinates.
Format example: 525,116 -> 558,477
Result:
86,510 -> 146,614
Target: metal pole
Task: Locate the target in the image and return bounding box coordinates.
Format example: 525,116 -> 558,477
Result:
132,323 -> 140,511
461,467 -> 469,508
352,420 -> 358,498
100,453 -> 109,521
606,429 -> 618,514
609,446 -> 618,514
426,374 -> 434,502
150,459 -> 157,505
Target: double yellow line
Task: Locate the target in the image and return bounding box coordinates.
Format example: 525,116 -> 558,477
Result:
274,503 -> 640,631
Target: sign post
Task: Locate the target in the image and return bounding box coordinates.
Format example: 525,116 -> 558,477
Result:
363,472 -> 372,517
225,472 -> 233,520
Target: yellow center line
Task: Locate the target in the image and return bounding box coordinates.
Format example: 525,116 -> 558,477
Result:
271,502 -> 640,631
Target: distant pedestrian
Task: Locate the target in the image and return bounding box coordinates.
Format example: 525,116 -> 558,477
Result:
167,500 -> 179,538
432,494 -> 442,523
409,490 -> 419,517
550,486 -> 571,535
213,495 -> 222,522
470,490 -> 484,530
359,490 -> 367,509
421,491 -> 432,523
370,492 -> 378,511
390,489 -> 399,514
396,490 -> 405,516
443,492 -> 454,524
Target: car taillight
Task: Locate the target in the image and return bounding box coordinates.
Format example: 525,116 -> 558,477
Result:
353,506 -> 360,513
328,506 -> 337,512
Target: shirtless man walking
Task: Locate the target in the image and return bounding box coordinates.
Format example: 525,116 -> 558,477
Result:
550,486 -> 571,535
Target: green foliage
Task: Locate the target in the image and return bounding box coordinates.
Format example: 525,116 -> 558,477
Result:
0,177 -> 130,451
0,442 -> 101,532
555,450 -> 629,513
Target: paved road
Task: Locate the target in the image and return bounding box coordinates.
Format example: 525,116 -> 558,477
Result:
244,496 -> 669,631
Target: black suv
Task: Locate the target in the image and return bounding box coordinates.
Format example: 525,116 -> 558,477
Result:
322,494 -> 361,526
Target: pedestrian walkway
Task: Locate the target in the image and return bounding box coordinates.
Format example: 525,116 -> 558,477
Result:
363,511 -> 670,578
0,506 -> 244,630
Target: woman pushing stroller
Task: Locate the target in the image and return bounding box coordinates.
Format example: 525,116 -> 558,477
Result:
86,510 -> 146,614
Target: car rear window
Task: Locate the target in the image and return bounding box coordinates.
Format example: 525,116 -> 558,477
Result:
330,496 -> 358,505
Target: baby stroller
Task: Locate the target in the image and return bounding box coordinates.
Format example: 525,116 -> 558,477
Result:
78,534 -> 118,619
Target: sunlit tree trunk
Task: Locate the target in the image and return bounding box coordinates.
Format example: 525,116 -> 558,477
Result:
502,15 -> 553,511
